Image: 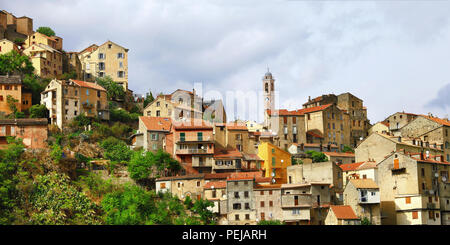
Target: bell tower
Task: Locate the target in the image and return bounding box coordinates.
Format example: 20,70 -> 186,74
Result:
263,68 -> 275,113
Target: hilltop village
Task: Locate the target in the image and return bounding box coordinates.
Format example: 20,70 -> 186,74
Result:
0,10 -> 449,225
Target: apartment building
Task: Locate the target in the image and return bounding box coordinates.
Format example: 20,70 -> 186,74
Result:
41,79 -> 109,128
22,43 -> 63,79
0,118 -> 48,149
384,112 -> 418,136
203,180 -> 227,222
265,109 -> 306,150
78,41 -> 129,89
171,120 -> 215,174
24,31 -> 62,51
323,151 -> 355,165
280,183 -> 331,225
257,142 -> 292,184
400,114 -> 450,162
226,177 -> 257,225
355,132 -> 445,164
0,75 -> 32,116
377,151 -> 450,225
254,184 -> 283,222
340,161 -> 378,187
343,179 -> 381,225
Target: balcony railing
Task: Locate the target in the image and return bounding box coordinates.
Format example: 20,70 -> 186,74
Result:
176,148 -> 213,154
177,136 -> 212,143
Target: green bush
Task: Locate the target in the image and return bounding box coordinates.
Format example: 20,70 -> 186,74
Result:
305,150 -> 328,163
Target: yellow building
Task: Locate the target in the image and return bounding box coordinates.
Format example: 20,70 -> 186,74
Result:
24,32 -> 61,50
22,43 -> 63,78
78,41 -> 129,90
0,39 -> 19,54
257,142 -> 291,184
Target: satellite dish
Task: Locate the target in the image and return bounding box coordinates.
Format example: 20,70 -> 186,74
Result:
271,172 -> 275,177
443,177 -> 447,182
272,179 -> 276,183
435,173 -> 439,178
211,186 -> 214,189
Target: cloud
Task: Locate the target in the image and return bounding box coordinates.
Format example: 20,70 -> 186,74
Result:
426,83 -> 450,110
4,1 -> 450,123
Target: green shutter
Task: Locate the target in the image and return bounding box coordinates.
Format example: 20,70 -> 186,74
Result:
198,132 -> 203,141
272,157 -> 276,166
180,133 -> 185,142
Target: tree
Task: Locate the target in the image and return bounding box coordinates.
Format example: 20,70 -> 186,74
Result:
153,149 -> 181,177
257,220 -> 284,225
0,50 -> 34,76
101,184 -> 156,225
128,150 -> 154,181
305,150 -> 328,163
29,104 -> 49,118
22,75 -> 51,105
143,92 -> 155,108
100,137 -> 132,163
191,199 -> 215,225
6,95 -> 24,119
96,76 -> 125,100
342,145 -> 355,153
36,27 -> 56,37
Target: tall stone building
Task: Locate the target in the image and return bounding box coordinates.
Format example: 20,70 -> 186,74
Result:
263,69 -> 275,128
384,112 -> 418,136
78,41 -> 129,90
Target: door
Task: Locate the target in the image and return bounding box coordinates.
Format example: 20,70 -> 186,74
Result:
294,196 -> 299,206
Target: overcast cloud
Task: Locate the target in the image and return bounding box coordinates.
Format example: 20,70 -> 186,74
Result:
4,0 -> 450,122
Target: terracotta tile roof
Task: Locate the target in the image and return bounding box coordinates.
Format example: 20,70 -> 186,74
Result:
356,161 -> 377,170
214,148 -> 242,159
204,181 -> 226,189
339,162 -> 365,172
424,116 -> 450,127
330,205 -> 359,220
156,174 -> 204,181
306,130 -> 324,138
172,120 -> 213,130
380,121 -> 390,127
251,131 -> 277,137
71,79 -> 106,91
255,177 -> 272,183
324,152 -> 355,157
254,184 -> 282,189
226,123 -> 248,131
140,116 -> 172,132
204,172 -> 232,180
242,153 -> 262,161
227,177 -> 255,181
349,179 -> 379,189
229,171 -> 263,180
267,104 -> 333,117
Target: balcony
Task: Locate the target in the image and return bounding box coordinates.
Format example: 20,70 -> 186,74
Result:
177,136 -> 213,143
176,146 -> 214,155
358,191 -> 380,204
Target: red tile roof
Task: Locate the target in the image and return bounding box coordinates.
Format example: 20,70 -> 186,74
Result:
306,130 -> 324,138
254,184 -> 282,189
214,148 -> 243,159
296,104 -> 333,114
226,123 -> 248,131
228,171 -> 263,180
266,104 -> 333,117
324,152 -> 355,157
330,205 -> 359,220
139,116 -> 172,132
424,116 -> 450,127
204,172 -> 232,180
204,181 -> 226,189
339,162 -> 365,172
71,79 -> 106,91
255,177 -> 272,183
172,120 -> 213,130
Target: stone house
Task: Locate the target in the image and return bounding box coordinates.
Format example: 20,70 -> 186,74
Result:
323,151 -> 355,165
0,118 -> 47,149
203,180 -> 228,224
0,38 -> 20,54
324,205 -> 361,225
78,41 -> 129,90
368,121 -> 389,135
41,79 -> 109,129
343,179 -> 381,225
400,115 -> 450,163
0,10 -> 32,42
254,184 -> 283,222
355,132 -> 444,164
138,116 -> 172,152
155,174 -> 205,201
377,151 -> 450,225
384,112 -> 418,136
264,109 -> 306,151
280,183 -> 332,225
22,43 -> 63,79
226,177 -> 257,225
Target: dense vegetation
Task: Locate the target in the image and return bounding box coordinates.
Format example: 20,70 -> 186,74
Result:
305,150 -> 328,163
36,27 -> 56,37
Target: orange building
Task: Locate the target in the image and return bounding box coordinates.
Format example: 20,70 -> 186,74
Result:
0,118 -> 48,149
0,75 -> 32,116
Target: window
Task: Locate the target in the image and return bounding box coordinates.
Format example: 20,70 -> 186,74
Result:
260,191 -> 264,195
119,61 -> 123,68
244,191 -> 249,198
197,132 -> 203,141
269,190 -> 272,195
406,197 -> 411,204
74,111 -> 77,116
245,203 -> 250,210
429,211 -> 434,220
152,144 -> 157,150
292,209 -> 300,215
245,214 -> 250,220
118,71 -> 124,78
269,201 -> 273,207
197,181 -> 200,187
160,183 -> 166,189
260,201 -> 265,207
117,53 -> 124,58
233,204 -> 241,210
293,117 -> 296,123
272,157 -> 275,166
421,168 -> 425,177
234,192 -> 240,198
235,214 -> 240,220
283,117 -> 287,124
99,62 -> 105,70
234,182 -> 238,186
98,53 -> 104,59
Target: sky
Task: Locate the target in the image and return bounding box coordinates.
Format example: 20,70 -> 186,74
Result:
4,0 -> 450,123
